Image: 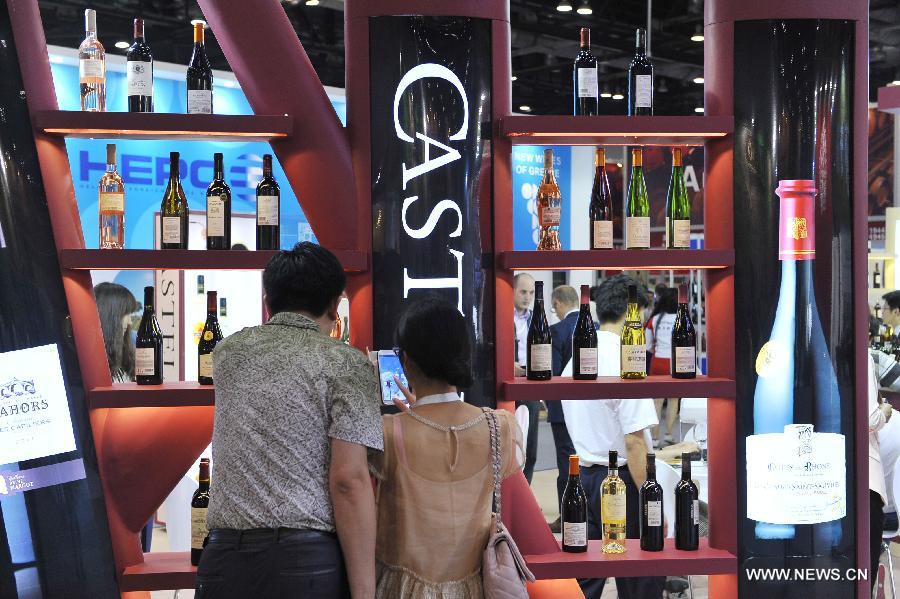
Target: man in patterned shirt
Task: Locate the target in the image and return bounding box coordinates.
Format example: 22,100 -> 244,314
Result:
197,242 -> 383,599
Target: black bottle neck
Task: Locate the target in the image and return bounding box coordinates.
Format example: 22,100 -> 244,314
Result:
646,458 -> 656,481
213,155 -> 224,181
635,30 -> 647,56
263,155 -> 273,178
169,156 -> 180,180
681,458 -> 691,480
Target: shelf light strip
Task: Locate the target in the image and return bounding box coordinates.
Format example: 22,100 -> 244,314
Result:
508,131 -> 730,137
43,128 -> 289,137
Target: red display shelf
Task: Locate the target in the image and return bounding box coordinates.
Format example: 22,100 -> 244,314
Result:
120,552 -> 196,592
58,248 -> 369,273
500,115 -> 734,146
33,110 -> 292,142
504,376 -> 735,402
89,382 -> 214,409
525,539 -> 736,580
878,85 -> 900,114
500,249 -> 734,271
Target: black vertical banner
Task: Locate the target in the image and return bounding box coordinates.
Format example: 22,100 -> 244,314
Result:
370,16 -> 494,407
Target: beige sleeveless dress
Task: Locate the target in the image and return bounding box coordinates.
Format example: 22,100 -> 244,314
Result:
371,400 -> 523,599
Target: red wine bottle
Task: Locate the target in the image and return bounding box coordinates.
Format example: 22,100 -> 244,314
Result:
671,284 -> 697,379
126,18 -> 153,112
573,27 -> 598,116
640,453 -> 665,551
561,455 -> 588,553
675,452 -> 699,550
198,291 -> 223,385
190,458 -> 210,566
572,285 -> 598,380
186,22 -> 212,114
589,147 -> 613,250
627,28 -> 653,116
206,153 -> 232,250
256,154 -> 280,250
526,281 -> 552,381
135,286 -> 163,385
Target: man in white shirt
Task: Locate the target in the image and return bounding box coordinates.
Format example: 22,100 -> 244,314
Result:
561,274 -> 664,599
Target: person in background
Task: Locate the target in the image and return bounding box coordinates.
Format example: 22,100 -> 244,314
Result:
372,297 -> 524,598
512,272 -> 541,484
547,284 -> 579,532
94,282 -> 140,383
645,287 -> 679,447
870,348 -> 895,590
883,290 -> 900,331
198,243 -> 383,599
560,275 -> 664,599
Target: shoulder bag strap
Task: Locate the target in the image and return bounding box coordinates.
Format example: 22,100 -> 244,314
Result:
482,407 -> 502,528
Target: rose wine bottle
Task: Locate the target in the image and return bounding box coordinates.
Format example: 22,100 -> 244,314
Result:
198,291 -> 223,385
206,153 -> 232,250
186,22 -> 213,114
620,285 -> 646,379
675,452 -> 699,550
573,27 -> 598,116
561,455 -> 588,553
625,148 -> 650,249
536,149 -> 562,251
526,281 -> 552,381
126,18 -> 153,112
190,458 -> 211,566
640,453 -> 665,551
627,28 -> 653,116
671,284 -> 697,379
589,147 -> 614,250
79,9 -> 106,112
601,450 -> 627,553
98,144 -> 125,249
666,148 -> 691,248
572,285 -> 598,380
135,286 -> 163,385
160,152 -> 189,250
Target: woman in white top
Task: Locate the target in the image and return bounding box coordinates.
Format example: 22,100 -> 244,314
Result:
645,288 -> 679,445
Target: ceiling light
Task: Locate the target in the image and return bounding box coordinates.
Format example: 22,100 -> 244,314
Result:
190,19 -> 206,26
576,0 -> 592,15
694,107 -> 705,113
556,0 -> 573,12
519,105 -> 532,112
600,91 -> 612,98
305,0 -> 320,5
693,76 -> 704,84
511,75 -> 517,81
115,41 -> 130,49
612,93 -> 624,100
690,25 -> 704,42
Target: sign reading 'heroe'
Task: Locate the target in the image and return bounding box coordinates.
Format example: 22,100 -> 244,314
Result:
370,16 -> 494,406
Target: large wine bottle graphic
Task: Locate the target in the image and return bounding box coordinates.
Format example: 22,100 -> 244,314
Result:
748,180 -> 845,551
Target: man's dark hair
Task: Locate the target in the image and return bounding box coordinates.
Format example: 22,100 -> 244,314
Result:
595,274 -> 649,325
396,296 -> 474,388
263,242 -> 346,317
884,291 -> 900,312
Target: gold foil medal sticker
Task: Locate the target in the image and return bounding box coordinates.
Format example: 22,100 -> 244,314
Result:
755,340 -> 787,379
203,331 -> 214,341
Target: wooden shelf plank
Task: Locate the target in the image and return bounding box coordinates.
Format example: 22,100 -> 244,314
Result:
878,85 -> 900,115
500,115 -> 734,146
525,539 -> 736,579
120,552 -> 196,592
58,249 -> 369,273
89,382 -> 214,409
33,110 -> 292,142
501,249 -> 734,271
504,376 -> 735,402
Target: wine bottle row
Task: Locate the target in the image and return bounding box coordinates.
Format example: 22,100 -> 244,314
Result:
536,147 -> 692,252
99,145 -> 281,251
526,282 -> 697,381
135,286 -> 223,386
573,27 -> 655,117
80,9 -> 214,114
561,451 -> 700,554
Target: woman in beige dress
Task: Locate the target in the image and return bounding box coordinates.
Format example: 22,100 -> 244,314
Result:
371,297 -> 524,599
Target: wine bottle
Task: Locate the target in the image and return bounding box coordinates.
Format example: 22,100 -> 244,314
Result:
536,149 -> 562,251
190,458 -> 211,566
135,286 -> 163,385
78,9 -> 106,112
198,291 -> 224,385
621,284 -> 646,379
98,143 -> 125,250
206,153 -> 232,250
589,147 -> 613,250
665,148 -> 691,248
625,148 -> 650,249
671,284 -> 697,379
874,263 -> 882,289
220,297 -> 228,317
640,453 -> 665,551
526,281 -> 552,381
561,455 -> 588,553
160,152 -> 189,250
573,27 -> 598,116
750,180 -> 843,549
627,28 -> 653,116
186,22 -> 213,114
675,452 -> 699,550
572,285 -> 598,380
256,154 -> 281,250
126,18 -> 153,113
197,275 -> 205,295
601,450 -> 627,554
875,301 -> 883,320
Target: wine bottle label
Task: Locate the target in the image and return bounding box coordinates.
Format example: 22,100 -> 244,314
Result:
207,195 -> 226,237
199,353 -> 214,379
692,499 -> 700,525
162,216 -> 182,244
126,60 -> 152,96
135,347 -> 156,376
602,493 -> 626,522
187,89 -> 213,114
635,74 -> 653,108
99,192 -> 124,213
578,348 -> 598,374
539,205 -> 561,227
621,344 -> 646,374
647,500 -> 662,526
530,343 -> 552,372
257,195 -> 280,226
667,217 -> 691,248
79,58 -> 104,80
563,521 -> 587,547
577,67 -> 598,98
592,220 -> 613,249
191,506 -> 208,550
674,347 -> 696,374
626,216 -> 650,248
